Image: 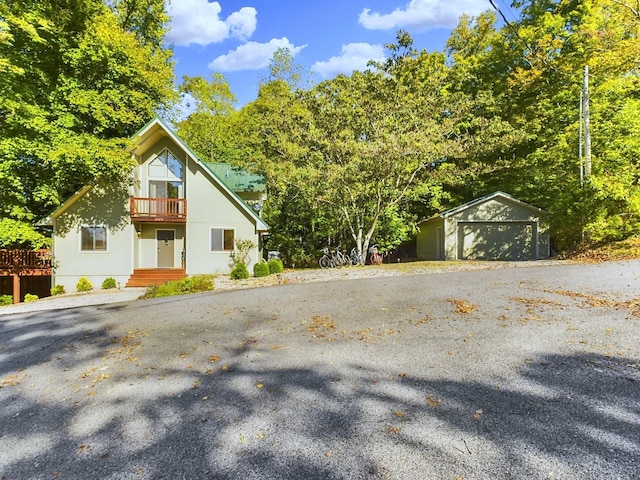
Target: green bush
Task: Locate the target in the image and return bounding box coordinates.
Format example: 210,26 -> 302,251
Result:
142,275 -> 214,298
101,277 -> 117,289
0,294 -> 13,306
51,284 -> 65,296
189,275 -> 214,292
253,261 -> 270,277
230,262 -> 249,280
24,293 -> 39,303
76,277 -> 93,292
268,258 -> 284,274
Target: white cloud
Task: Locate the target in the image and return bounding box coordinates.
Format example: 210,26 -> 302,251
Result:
359,0 -> 484,30
166,1 -> 257,46
312,43 -> 386,78
208,38 -> 306,72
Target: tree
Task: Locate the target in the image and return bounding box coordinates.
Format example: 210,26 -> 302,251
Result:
174,74 -> 241,164
445,1 -> 640,249
241,33 -> 474,262
0,0 -> 176,247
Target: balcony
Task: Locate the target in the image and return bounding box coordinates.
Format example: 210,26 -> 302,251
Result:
130,197 -> 187,223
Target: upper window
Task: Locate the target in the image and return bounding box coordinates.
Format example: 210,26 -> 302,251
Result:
81,226 -> 107,251
148,149 -> 183,181
210,228 -> 234,252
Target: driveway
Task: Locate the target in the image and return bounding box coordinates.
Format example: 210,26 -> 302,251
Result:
1,261 -> 639,479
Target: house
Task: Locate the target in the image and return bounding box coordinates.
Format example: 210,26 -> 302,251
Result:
416,191 -> 550,261
46,118 -> 268,291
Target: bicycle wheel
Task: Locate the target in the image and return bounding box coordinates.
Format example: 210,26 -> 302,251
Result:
370,253 -> 382,265
331,256 -> 342,268
319,256 -> 330,269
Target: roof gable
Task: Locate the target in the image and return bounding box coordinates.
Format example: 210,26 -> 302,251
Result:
49,118 -> 268,231
441,191 -> 545,218
417,191 -> 546,226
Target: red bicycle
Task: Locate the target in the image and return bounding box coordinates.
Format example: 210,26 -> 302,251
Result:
369,244 -> 382,265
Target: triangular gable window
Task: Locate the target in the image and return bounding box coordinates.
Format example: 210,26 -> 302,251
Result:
148,149 -> 184,199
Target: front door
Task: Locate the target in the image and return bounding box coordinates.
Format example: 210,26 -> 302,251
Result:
157,230 -> 175,268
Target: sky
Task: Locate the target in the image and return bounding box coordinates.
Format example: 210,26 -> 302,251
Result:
165,0 -> 498,107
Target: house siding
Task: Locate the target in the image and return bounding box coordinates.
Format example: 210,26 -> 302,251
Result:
185,160 -> 260,274
52,186 -> 134,291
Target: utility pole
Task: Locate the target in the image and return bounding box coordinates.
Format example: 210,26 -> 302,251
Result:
583,65 -> 592,179
579,90 -> 584,186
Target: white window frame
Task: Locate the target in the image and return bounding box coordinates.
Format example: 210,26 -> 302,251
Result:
80,226 -> 108,252
147,148 -> 184,198
210,227 -> 235,252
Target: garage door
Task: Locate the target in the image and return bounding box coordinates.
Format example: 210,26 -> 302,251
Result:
458,222 -> 534,261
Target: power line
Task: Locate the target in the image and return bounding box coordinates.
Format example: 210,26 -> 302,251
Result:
487,0 -> 536,65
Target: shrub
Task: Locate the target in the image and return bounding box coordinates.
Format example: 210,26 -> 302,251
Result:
230,262 -> 249,280
268,258 -> 284,274
102,277 -> 117,289
24,293 -> 39,303
253,261 -> 270,277
142,275 -> 214,298
51,284 -> 65,296
76,277 -> 93,292
189,275 -> 214,292
0,295 -> 13,306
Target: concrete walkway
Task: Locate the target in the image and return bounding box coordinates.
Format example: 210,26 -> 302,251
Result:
0,287 -> 147,315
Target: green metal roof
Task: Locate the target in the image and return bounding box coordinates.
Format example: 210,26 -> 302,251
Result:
203,162 -> 266,193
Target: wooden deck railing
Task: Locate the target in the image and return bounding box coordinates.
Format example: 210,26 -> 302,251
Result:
0,249 -> 52,272
130,197 -> 187,222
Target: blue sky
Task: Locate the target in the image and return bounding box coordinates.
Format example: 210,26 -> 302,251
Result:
166,0 -> 495,106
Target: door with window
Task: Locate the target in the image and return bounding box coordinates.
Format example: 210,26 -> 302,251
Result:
157,230 -> 175,268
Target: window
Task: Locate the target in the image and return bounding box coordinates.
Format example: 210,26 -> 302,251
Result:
81,226 -> 107,251
148,149 -> 183,181
210,228 -> 234,251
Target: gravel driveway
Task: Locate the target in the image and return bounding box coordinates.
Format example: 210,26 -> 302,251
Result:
1,261 -> 639,479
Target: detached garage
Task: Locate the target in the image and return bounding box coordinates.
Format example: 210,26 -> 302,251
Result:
417,191 -> 550,261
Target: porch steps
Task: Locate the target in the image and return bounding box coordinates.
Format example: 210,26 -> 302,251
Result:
126,268 -> 186,287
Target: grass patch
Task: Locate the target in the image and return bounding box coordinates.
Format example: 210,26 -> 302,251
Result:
142,275 -> 214,298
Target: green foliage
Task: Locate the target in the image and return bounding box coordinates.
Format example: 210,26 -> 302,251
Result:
24,293 -> 38,303
0,295 -> 13,306
101,277 -> 117,289
76,277 -> 93,292
142,275 -> 214,298
0,219 -> 51,248
188,275 -> 215,292
0,0 -> 176,247
51,284 -> 65,296
267,258 -> 284,274
230,262 -> 249,280
253,261 -> 270,277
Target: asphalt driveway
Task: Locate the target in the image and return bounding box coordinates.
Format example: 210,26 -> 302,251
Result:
1,261 -> 639,479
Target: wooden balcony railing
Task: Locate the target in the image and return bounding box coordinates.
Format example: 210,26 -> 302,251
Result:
0,249 -> 52,274
130,197 -> 187,222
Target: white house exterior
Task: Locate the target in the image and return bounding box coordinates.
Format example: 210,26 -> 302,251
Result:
417,191 -> 550,261
48,118 -> 268,291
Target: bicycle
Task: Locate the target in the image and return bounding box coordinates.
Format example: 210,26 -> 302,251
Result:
335,246 -> 351,267
350,247 -> 363,266
369,244 -> 382,265
319,247 -> 342,269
